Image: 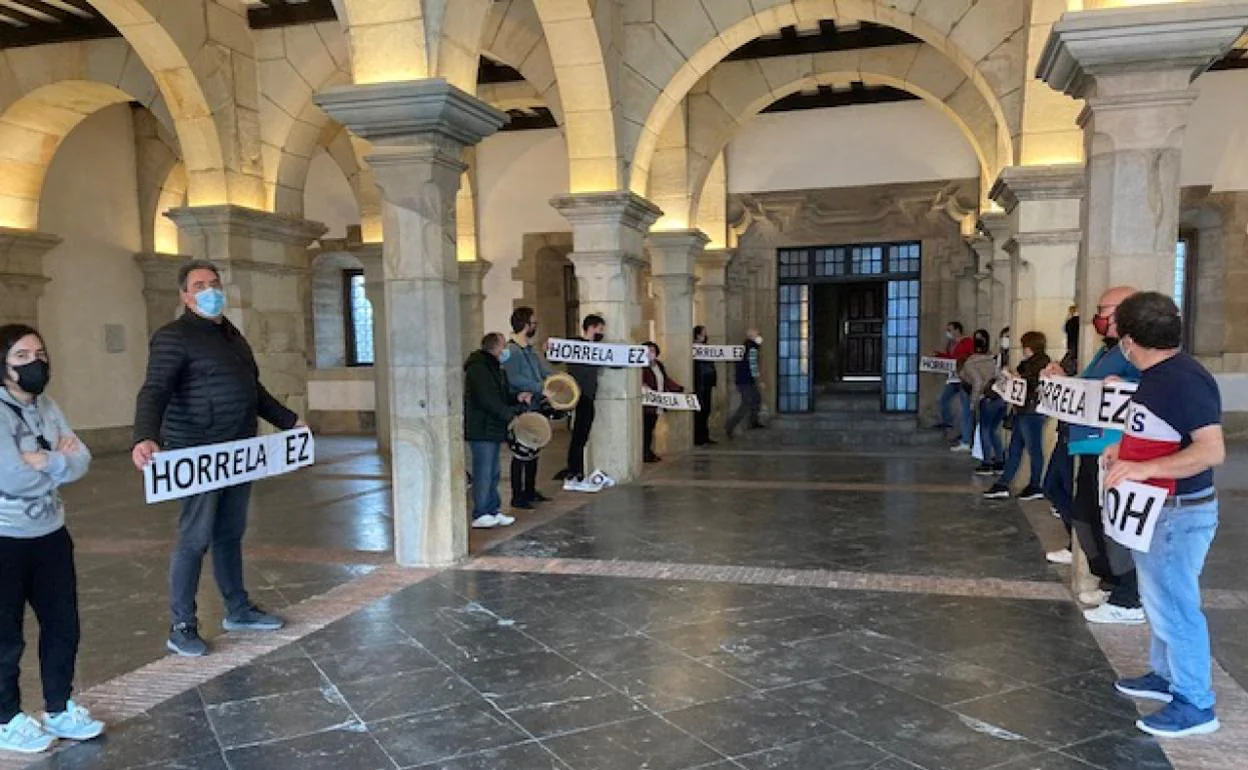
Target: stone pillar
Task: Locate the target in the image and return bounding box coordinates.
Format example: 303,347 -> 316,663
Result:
0,228 -> 58,326
648,230 -> 708,456
967,234 -> 996,334
1038,2 -> 1248,366
355,244 -> 391,454
989,165 -> 1084,365
166,206 -> 327,419
697,248 -> 733,432
980,212 -> 1014,337
458,259 -> 491,356
134,252 -> 191,338
551,192 -> 663,483
317,80 -> 506,567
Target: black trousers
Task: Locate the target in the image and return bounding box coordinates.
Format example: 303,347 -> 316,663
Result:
171,484 -> 253,626
643,412 -> 659,458
0,527 -> 79,723
694,386 -> 713,445
566,398 -> 596,479
510,457 -> 539,504
1072,456 -> 1140,608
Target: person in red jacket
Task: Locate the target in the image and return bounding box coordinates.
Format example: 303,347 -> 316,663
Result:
934,321 -> 974,449
641,342 -> 684,463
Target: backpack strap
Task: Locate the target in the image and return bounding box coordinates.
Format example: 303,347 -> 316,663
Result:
3,399 -> 51,451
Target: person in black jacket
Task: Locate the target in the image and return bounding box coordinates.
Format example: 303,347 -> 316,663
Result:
465,333 -> 531,529
692,326 -> 717,446
984,331 -> 1052,501
726,328 -> 763,438
131,261 -> 301,658
554,314 -> 605,485
641,342 -> 684,463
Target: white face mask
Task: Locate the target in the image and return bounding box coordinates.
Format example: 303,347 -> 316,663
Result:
1000,337 -> 1010,350
753,335 -> 763,345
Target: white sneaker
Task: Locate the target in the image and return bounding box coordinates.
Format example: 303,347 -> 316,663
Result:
0,713 -> 56,754
950,443 -> 971,453
1045,549 -> 1073,565
1084,603 -> 1146,625
41,701 -> 103,742
472,514 -> 500,529
494,513 -> 516,527
587,469 -> 616,488
1078,589 -> 1110,606
563,478 -> 602,493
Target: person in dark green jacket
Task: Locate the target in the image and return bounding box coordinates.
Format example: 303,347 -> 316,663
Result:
464,333 -> 531,529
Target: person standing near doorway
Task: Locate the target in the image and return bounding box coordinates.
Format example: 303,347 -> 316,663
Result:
465,333 -> 532,529
0,326 -> 104,754
132,260 -> 301,658
1052,286 -> 1144,625
503,307 -> 553,510
960,329 -> 1005,475
555,314 -> 606,487
692,326 -> 717,446
983,331 -> 1050,500
1105,291 -> 1224,738
726,328 -> 764,439
935,321 -> 974,450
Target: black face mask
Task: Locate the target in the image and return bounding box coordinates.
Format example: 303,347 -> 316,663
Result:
592,333 -> 605,342
11,360 -> 49,396
1103,337 -> 1119,349
525,325 -> 537,339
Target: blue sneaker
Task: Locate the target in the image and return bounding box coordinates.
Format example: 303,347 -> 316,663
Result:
1136,696 -> 1219,738
1115,672 -> 1173,703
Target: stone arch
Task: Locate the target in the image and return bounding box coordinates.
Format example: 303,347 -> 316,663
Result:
86,0 -> 256,209
336,0 -> 490,92
457,167 -> 478,262
482,0 -> 564,124
0,78 -> 172,229
679,50 -> 1002,227
532,0 -> 619,191
625,0 -> 1024,196
152,162 -> 189,254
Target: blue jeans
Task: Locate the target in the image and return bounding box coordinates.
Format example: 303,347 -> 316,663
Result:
978,398 -> 1006,463
999,412 -> 1046,488
940,382 -> 969,441
1132,494 -> 1219,709
468,440 -> 502,519
1043,432 -> 1075,532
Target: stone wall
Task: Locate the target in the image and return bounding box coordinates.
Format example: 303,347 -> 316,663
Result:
727,179 -> 981,420
514,232 -> 576,340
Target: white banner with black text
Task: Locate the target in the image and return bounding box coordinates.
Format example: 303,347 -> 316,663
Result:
545,338 -> 650,367
920,356 -> 957,375
1036,376 -> 1137,430
692,345 -> 745,362
641,390 -> 701,411
1098,456 -> 1167,553
992,373 -> 1027,407
144,428 -> 316,504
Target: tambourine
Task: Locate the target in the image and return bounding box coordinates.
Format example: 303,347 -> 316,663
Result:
508,411 -> 552,461
543,372 -> 581,411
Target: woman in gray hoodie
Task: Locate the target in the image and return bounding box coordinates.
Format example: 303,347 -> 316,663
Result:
960,329 -> 1006,474
0,325 -> 101,754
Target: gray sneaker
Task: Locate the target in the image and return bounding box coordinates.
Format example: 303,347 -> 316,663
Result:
223,605 -> 284,632
167,622 -> 208,657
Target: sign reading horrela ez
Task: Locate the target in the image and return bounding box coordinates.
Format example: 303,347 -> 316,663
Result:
144,428 -> 315,504
545,338 -> 650,367
1036,376 -> 1137,430
919,356 -> 957,375
692,345 -> 745,362
641,389 -> 701,411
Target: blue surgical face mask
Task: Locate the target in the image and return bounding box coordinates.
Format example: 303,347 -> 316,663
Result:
498,347 -> 511,365
194,287 -> 226,318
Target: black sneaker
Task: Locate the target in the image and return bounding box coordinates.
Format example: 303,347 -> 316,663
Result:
983,484 -> 1010,500
223,605 -> 284,632
530,491 -> 552,503
1018,486 -> 1045,501
973,463 -> 996,476
512,499 -> 535,510
991,462 -> 1005,473
167,622 -> 208,657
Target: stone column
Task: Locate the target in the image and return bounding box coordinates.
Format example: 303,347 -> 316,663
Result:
0,228 -> 58,326
1038,2 -> 1248,366
697,248 -> 733,432
989,165 -> 1084,365
648,230 -> 708,456
979,212 -> 1014,337
354,244 -> 391,454
317,80 -> 506,567
166,206 -> 327,419
134,252 -> 191,338
458,259 -> 491,356
551,192 -> 663,483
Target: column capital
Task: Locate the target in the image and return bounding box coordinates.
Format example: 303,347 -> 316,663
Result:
167,205 -> 328,248
0,226 -> 60,274
989,164 -> 1086,213
457,259 -> 492,288
551,191 -> 663,254
1038,2 -> 1248,99
648,229 -> 709,278
314,79 -> 508,148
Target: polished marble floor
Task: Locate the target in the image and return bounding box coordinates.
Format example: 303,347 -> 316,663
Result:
7,434 -> 1248,769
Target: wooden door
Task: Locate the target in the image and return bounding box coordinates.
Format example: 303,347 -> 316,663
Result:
841,283 -> 884,377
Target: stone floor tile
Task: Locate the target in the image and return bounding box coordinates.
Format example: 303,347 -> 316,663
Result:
952,687 -> 1126,749
541,715 -> 725,770
223,727 -> 393,770
196,655 -> 328,706
662,692 -> 832,758
600,663 -> 755,712
368,703 -> 530,768
730,730 -> 892,770
410,740 -> 571,769
203,687 -> 357,749
861,654 -> 1023,706
448,649 -> 587,697
1058,731 -> 1172,770
335,667 -> 481,723
488,675 -> 648,738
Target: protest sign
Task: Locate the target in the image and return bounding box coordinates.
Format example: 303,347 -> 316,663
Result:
1097,454 -> 1166,553
692,345 -> 745,362
545,338 -> 650,367
920,356 -> 957,375
144,428 -> 315,504
992,373 -> 1027,407
641,390 -> 701,411
1037,376 -> 1137,430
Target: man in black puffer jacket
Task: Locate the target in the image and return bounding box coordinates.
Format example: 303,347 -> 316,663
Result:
131,260 -> 301,658
464,333 -> 531,529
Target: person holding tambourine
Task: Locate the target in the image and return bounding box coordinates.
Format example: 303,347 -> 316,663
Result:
502,307 -> 555,510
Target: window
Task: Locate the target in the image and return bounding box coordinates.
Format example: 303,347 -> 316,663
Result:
1176,233 -> 1197,350
343,269 -> 374,366
777,283 -> 811,412
883,279 -> 921,412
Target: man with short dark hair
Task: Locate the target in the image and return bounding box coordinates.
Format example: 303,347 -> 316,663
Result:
1105,291 -> 1225,738
464,332 -> 532,529
935,320 -> 974,450
502,307 -> 553,508
725,327 -> 764,439
132,260 -> 301,658
555,314 -> 605,487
